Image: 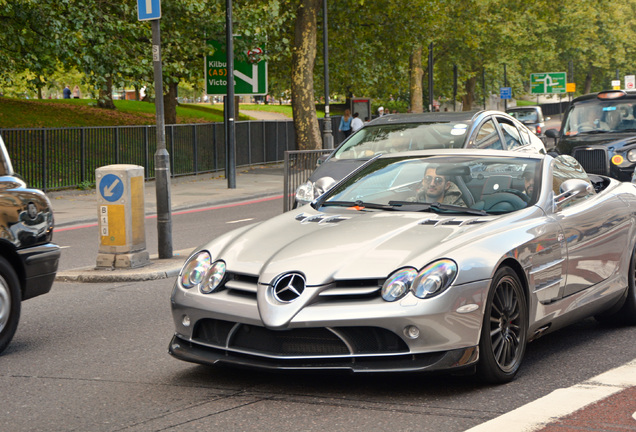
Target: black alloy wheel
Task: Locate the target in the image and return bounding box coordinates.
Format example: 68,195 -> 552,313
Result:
477,267 -> 528,384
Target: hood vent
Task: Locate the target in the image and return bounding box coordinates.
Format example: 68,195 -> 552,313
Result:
420,218 -> 488,227
295,212 -> 350,224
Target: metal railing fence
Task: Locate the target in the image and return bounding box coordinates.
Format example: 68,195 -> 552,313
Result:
283,149 -> 333,212
0,116 -> 345,192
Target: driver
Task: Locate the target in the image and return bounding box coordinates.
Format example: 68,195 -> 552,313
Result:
414,165 -> 465,206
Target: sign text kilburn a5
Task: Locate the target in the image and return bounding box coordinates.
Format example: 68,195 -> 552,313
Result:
205,40 -> 267,96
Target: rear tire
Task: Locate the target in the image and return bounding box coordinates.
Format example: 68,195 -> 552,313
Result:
477,267 -> 528,384
596,245 -> 636,325
0,256 -> 21,355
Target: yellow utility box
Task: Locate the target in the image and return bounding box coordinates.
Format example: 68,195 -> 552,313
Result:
95,165 -> 150,268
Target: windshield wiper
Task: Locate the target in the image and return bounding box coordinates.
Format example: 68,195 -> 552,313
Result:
322,200 -> 396,210
388,201 -> 489,215
577,130 -> 608,135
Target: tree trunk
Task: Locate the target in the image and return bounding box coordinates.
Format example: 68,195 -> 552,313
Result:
584,64 -> 594,94
97,76 -> 116,109
462,76 -> 477,111
291,0 -> 322,150
409,45 -> 424,113
164,81 -> 178,125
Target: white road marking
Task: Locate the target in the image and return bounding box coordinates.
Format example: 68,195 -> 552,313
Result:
465,358 -> 636,432
227,218 -> 254,224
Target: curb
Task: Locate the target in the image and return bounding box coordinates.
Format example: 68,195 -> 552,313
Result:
56,249 -> 192,283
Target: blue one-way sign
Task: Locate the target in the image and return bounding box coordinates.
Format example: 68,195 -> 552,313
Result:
100,174 -> 124,203
137,0 -> 161,21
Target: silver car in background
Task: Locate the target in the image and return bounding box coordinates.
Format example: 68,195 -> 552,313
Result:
170,149 -> 636,383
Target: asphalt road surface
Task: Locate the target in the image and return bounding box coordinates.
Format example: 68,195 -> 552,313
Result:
2,197 -> 635,431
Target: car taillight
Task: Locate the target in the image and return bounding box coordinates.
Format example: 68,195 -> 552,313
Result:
536,125 -> 541,134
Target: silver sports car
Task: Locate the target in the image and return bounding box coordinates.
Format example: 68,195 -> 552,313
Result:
169,149 -> 636,383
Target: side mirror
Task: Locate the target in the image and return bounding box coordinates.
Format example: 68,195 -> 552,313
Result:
545,129 -> 559,139
554,178 -> 592,207
314,176 -> 337,196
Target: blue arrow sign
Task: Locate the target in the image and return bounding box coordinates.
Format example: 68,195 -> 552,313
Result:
500,87 -> 512,100
100,174 -> 124,203
138,0 -> 161,21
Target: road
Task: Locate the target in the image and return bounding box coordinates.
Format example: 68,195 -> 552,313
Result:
2,198 -> 636,431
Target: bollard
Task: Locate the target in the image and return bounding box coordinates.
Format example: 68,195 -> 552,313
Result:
95,165 -> 150,269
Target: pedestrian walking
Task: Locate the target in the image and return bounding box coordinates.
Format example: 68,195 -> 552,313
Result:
351,112 -> 364,132
339,109 -> 353,138
72,85 -> 80,99
62,85 -> 71,99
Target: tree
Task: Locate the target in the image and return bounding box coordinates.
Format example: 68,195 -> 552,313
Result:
290,0 -> 322,150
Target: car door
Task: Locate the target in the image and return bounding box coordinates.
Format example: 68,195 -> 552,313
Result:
550,157 -> 631,298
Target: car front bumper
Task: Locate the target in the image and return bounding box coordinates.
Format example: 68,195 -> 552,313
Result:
18,243 -> 61,300
169,279 -> 489,373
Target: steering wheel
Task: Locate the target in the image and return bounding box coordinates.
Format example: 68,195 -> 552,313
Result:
471,192 -> 527,212
499,188 -> 531,203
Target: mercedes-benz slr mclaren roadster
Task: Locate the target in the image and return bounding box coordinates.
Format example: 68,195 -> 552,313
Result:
169,149 -> 636,383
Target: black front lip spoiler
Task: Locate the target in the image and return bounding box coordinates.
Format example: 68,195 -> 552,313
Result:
168,334 -> 479,374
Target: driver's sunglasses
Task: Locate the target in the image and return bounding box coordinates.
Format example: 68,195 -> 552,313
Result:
424,175 -> 445,185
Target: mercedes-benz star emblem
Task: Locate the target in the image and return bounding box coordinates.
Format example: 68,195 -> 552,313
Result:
272,273 -> 306,303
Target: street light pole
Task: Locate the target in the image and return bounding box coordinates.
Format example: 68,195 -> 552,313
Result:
151,19 -> 173,259
225,0 -> 236,188
322,0 -> 334,149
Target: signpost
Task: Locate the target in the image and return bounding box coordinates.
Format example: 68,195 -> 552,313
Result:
137,0 -> 161,20
205,40 -> 267,96
625,75 -> 635,91
137,0 -> 172,259
530,72 -> 567,94
500,87 -> 512,100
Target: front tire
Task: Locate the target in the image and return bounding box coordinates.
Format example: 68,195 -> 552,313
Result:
0,257 -> 21,355
477,267 -> 528,384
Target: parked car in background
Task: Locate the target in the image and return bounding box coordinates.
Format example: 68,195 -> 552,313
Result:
170,149 -> 636,383
546,89 -> 636,181
506,105 -> 548,136
295,111 -> 546,206
0,134 -> 60,355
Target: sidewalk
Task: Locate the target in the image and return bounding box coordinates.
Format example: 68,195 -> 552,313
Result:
52,164 -> 285,282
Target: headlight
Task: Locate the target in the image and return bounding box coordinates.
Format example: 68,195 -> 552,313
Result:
627,149 -> 636,163
295,180 -> 315,203
200,260 -> 226,294
412,259 -> 457,299
381,268 -> 417,302
180,251 -> 211,289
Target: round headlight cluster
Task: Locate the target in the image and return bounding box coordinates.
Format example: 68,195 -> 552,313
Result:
179,251 -> 226,294
295,180 -> 316,204
627,149 -> 636,163
381,260 -> 457,302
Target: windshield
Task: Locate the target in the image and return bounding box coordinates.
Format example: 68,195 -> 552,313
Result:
331,123 -> 470,160
321,155 -> 542,214
508,109 -> 539,123
563,99 -> 636,136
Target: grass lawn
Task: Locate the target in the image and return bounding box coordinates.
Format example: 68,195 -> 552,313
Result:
0,98 -> 278,128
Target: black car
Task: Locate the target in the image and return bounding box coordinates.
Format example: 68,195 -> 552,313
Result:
295,111 -> 547,205
546,90 -> 636,181
0,134 -> 60,354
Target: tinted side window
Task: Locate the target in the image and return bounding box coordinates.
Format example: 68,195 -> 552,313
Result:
470,119 -> 503,150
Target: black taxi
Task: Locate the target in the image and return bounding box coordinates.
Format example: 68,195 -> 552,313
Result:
0,134 -> 60,354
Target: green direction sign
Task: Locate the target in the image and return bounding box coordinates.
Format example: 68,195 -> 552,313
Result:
205,40 -> 267,96
530,72 -> 567,94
